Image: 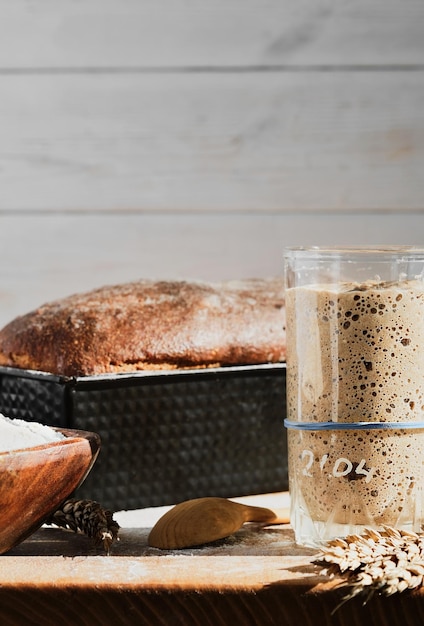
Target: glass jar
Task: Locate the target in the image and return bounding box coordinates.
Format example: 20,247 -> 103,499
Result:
283,246 -> 424,547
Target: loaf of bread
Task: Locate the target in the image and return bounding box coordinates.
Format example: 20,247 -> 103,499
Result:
0,279 -> 286,377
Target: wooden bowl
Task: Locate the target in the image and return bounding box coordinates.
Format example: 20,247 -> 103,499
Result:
0,427 -> 100,555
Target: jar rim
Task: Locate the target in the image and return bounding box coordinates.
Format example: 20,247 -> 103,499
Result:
284,245 -> 424,258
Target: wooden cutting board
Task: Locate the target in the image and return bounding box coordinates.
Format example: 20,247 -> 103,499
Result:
1,492 -> 424,626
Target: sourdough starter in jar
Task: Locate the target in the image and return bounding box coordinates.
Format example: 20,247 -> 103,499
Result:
285,278 -> 424,545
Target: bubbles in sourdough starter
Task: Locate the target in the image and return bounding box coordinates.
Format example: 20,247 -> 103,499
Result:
288,428 -> 423,526
286,279 -> 424,424
285,279 -> 424,528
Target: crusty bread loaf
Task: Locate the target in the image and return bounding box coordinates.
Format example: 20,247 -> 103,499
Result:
0,278 -> 286,377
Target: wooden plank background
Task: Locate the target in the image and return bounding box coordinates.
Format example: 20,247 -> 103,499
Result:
0,1 -> 423,327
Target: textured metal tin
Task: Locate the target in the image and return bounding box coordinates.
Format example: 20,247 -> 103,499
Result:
0,364 -> 287,511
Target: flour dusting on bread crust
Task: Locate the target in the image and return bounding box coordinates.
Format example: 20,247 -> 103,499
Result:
0,279 -> 286,377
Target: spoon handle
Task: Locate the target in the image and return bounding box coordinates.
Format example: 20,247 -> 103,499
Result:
241,504 -> 278,523
242,504 -> 290,524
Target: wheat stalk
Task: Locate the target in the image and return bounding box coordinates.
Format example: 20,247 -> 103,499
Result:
313,526 -> 424,612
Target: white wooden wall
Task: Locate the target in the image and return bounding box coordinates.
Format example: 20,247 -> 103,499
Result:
0,1 -> 424,327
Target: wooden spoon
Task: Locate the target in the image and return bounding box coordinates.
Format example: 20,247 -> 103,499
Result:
148,496 -> 288,549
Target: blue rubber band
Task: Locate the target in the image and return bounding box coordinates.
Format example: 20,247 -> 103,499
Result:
284,419 -> 424,431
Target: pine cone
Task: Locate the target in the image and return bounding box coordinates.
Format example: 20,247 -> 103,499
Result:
46,498 -> 120,555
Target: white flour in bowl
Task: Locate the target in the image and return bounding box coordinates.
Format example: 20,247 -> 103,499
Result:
0,413 -> 65,452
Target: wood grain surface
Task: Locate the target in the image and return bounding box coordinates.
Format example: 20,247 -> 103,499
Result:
0,429 -> 100,555
0,0 -> 423,67
0,71 -> 423,212
2,492 -> 424,626
0,1 -> 423,343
